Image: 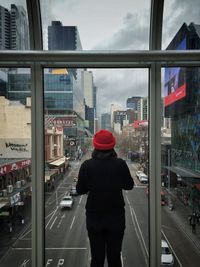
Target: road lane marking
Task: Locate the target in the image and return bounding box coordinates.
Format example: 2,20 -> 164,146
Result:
129,206 -> 148,265
45,207 -> 58,229
125,195 -> 130,205
70,216 -> 76,230
161,229 -> 183,267
131,206 -> 148,256
79,195 -> 83,204
50,216 -> 57,230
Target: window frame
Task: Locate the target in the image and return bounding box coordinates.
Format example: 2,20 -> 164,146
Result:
0,0 -> 200,266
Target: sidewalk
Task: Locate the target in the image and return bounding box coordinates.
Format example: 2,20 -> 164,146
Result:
166,188 -> 200,252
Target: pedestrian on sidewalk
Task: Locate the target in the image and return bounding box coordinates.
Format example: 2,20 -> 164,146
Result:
76,129 -> 134,267
189,212 -> 198,233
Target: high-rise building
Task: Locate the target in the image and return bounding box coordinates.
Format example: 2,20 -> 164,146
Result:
81,70 -> 94,108
48,21 -> 82,51
10,4 -> 29,50
0,4 -> 29,50
126,96 -> 141,110
110,103 -> 122,129
48,21 -> 82,80
137,97 -> 148,120
101,113 -> 111,130
0,6 -> 10,49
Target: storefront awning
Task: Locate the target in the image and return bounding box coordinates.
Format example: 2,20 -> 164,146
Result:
165,166 -> 200,178
0,202 -> 8,209
49,157 -> 65,167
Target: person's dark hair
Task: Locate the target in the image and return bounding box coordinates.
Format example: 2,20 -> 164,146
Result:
92,148 -> 117,159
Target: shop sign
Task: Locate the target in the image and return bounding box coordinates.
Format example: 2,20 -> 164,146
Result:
52,117 -> 76,127
0,159 -> 31,175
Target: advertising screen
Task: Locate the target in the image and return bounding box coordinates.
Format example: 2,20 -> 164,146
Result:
164,38 -> 186,108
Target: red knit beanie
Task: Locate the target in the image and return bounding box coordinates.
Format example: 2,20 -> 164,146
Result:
93,130 -> 116,150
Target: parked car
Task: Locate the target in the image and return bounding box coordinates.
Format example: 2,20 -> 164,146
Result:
59,195 -> 74,209
136,170 -> 143,177
138,173 -> 148,184
161,239 -> 174,266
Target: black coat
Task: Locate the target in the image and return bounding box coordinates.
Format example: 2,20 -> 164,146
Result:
76,157 -> 134,214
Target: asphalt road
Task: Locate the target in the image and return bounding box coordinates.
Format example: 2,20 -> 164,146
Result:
0,160 -> 200,266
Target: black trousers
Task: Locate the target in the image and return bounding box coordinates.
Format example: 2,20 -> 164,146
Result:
86,211 -> 125,267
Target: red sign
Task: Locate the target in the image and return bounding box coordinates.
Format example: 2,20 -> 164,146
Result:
0,159 -> 31,176
133,120 -> 148,129
164,83 -> 186,107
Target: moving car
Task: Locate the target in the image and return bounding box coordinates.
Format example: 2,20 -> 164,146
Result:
59,195 -> 73,209
161,239 -> 174,266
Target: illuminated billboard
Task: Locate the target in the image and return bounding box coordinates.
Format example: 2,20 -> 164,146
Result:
164,38 -> 186,108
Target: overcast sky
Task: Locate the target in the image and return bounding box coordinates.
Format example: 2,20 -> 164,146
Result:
1,0 -> 200,115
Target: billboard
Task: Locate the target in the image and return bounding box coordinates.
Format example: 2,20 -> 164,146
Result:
164,38 -> 186,108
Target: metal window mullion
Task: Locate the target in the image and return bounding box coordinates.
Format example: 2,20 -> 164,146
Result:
149,63 -> 161,267
149,1 -> 164,266
31,63 -> 44,267
26,0 -> 44,266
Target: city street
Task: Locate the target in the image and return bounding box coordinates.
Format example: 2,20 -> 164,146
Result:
0,159 -> 200,266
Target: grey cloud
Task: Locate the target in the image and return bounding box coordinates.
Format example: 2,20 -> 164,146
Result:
162,0 -> 200,48
92,11 -> 149,50
94,69 -> 148,114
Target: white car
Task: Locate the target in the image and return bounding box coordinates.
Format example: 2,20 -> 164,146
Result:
161,239 -> 174,266
138,172 -> 148,183
136,170 -> 143,177
59,195 -> 74,209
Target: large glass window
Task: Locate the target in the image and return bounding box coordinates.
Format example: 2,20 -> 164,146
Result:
40,0 -> 151,50
44,68 -> 149,266
0,0 -> 200,266
0,68 -> 32,266
161,64 -> 200,266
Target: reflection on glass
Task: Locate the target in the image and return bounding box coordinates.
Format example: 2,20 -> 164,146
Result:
161,15 -> 200,265
40,0 -> 150,50
0,0 -> 29,50
0,68 -> 32,265
44,68 -> 149,266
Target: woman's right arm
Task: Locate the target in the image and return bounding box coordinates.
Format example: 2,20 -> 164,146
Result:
76,161 -> 89,195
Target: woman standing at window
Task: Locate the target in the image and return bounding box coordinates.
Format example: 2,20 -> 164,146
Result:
76,129 -> 134,267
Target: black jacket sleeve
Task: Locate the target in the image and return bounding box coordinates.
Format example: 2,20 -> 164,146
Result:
121,160 -> 134,190
76,161 -> 88,195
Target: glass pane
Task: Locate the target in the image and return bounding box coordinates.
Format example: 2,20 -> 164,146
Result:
162,0 -> 200,49
44,68 -> 149,266
161,64 -> 200,266
40,0 -> 150,50
0,68 -> 32,265
0,0 -> 30,50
